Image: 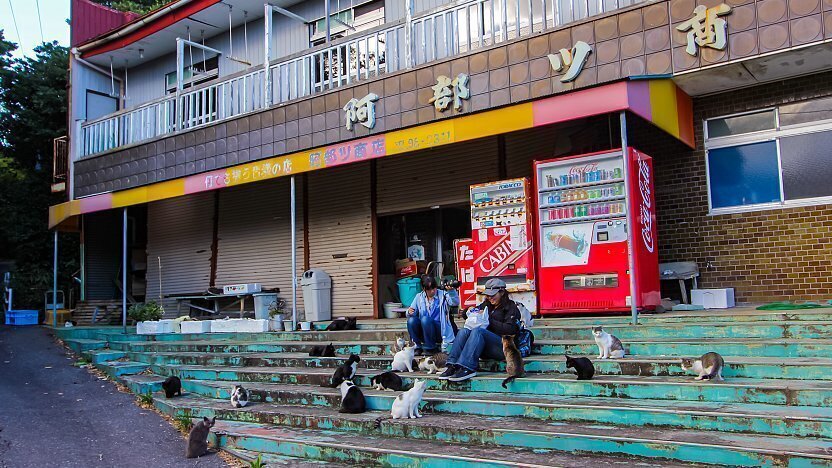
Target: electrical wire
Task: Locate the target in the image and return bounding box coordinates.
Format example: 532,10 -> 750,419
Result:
6,0 -> 23,49
35,0 -> 45,44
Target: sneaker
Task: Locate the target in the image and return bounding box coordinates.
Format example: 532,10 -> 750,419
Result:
437,365 -> 458,379
448,367 -> 477,382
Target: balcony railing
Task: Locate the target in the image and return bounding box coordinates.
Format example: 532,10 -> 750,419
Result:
79,0 -> 643,158
52,135 -> 69,193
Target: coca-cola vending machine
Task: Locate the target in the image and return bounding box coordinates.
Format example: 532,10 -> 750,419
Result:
469,178 -> 537,313
534,148 -> 660,315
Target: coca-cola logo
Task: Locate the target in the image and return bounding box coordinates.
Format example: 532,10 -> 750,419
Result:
568,163 -> 598,176
638,158 -> 654,253
476,237 -> 514,273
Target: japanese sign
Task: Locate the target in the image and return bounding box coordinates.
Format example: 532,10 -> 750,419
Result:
547,41 -> 593,83
429,73 -> 470,111
344,93 -> 379,131
321,136 -> 387,168
676,4 -> 732,56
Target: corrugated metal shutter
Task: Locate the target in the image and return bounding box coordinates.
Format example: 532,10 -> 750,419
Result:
215,178 -> 305,312
376,137 -> 500,214
84,211 -> 120,300
307,163 -> 374,318
146,193 -> 214,316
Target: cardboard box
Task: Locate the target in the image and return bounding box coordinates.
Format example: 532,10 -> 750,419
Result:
395,259 -> 417,278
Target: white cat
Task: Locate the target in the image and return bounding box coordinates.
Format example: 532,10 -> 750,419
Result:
230,385 -> 249,408
391,343 -> 416,372
391,336 -> 406,355
391,379 -> 427,419
591,326 -> 625,359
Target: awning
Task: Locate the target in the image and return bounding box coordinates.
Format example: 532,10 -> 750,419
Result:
49,78 -> 693,229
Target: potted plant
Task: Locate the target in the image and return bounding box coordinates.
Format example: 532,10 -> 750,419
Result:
268,298 -> 287,331
129,302 -> 166,334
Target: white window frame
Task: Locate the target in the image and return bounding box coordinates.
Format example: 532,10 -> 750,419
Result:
704,107 -> 832,215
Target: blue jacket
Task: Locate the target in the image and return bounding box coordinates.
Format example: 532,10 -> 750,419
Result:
409,289 -> 459,345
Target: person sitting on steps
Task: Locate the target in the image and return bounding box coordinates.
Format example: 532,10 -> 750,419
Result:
406,275 -> 457,356
440,278 -> 521,382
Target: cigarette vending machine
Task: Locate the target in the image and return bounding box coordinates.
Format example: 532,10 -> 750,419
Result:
453,238 -> 478,309
469,178 -> 537,313
534,148 -> 660,314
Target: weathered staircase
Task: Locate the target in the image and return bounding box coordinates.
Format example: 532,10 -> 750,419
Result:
58,308 -> 832,466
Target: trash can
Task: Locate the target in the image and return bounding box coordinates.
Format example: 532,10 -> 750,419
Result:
301,269 -> 332,322
397,277 -> 421,308
253,293 -> 279,320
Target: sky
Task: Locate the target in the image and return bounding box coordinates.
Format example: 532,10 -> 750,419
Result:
0,0 -> 71,59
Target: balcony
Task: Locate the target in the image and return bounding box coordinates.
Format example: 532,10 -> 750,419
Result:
52,136 -> 69,193
79,0 -> 645,158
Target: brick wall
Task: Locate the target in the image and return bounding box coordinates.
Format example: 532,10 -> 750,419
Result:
630,71 -> 832,304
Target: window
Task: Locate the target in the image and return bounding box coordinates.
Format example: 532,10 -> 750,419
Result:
164,55 -> 219,94
705,100 -> 832,214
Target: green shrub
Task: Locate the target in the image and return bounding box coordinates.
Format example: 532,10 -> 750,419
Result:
128,301 -> 164,322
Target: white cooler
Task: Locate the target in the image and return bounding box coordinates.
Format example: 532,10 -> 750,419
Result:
691,288 -> 735,309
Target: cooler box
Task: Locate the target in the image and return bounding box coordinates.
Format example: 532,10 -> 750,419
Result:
180,320 -> 212,334
302,269 -> 332,322
5,310 -> 39,326
397,277 -> 421,308
691,288 -> 735,309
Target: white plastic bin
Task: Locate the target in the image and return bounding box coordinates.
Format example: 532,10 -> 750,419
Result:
253,293 -> 279,320
210,318 -> 269,333
180,321 -> 212,334
691,288 -> 735,309
136,320 -> 176,335
301,269 -> 332,322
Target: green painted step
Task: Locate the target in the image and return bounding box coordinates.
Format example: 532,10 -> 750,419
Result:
174,379 -> 832,438
143,352 -> 832,380
98,360 -> 149,378
63,338 -> 108,353
224,447 -> 351,467
84,349 -> 126,364
208,419 -> 689,467
155,393 -> 832,467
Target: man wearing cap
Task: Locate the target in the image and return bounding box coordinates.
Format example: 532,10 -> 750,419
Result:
439,278 -> 522,382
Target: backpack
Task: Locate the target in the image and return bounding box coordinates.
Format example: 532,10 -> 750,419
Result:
515,325 -> 534,358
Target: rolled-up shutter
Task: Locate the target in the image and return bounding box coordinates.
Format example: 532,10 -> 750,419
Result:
215,178 -> 304,312
307,163 -> 373,318
84,211 -> 120,300
376,137 -> 499,214
146,193 -> 213,316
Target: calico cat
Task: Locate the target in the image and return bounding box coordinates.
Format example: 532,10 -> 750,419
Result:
324,354 -> 361,387
392,335 -> 406,354
162,376 -> 182,398
592,326 -> 626,359
338,380 -> 366,413
418,353 -> 448,374
370,371 -> 405,391
185,416 -> 216,458
309,343 -> 336,357
326,317 -> 357,331
391,343 -> 416,372
230,385 -> 249,408
565,354 -> 595,380
681,352 -> 725,381
501,335 -> 525,388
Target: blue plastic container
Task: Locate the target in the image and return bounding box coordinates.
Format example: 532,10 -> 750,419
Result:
396,277 -> 422,308
5,310 -> 39,326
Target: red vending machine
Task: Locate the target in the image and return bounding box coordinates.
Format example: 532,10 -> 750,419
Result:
534,148 -> 659,314
453,238 -> 478,309
469,178 -> 537,313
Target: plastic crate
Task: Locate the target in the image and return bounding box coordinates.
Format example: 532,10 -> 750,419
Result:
5,310 -> 39,326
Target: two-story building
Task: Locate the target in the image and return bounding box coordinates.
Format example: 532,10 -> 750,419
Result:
51,0 -> 832,321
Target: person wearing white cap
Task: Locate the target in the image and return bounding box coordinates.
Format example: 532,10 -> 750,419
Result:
439,278 -> 522,382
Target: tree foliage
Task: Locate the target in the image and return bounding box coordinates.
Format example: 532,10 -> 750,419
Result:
90,0 -> 169,15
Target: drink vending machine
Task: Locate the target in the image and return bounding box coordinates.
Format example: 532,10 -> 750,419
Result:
453,238 -> 478,309
469,178 -> 537,313
533,148 -> 660,314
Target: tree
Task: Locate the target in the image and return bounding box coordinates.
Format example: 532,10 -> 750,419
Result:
90,0 -> 169,15
0,31 -> 77,309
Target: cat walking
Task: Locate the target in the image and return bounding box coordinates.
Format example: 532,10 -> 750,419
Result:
681,352 -> 725,381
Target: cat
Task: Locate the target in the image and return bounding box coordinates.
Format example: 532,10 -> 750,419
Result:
392,335 -> 407,354
64,320 -> 77,327
326,317 -> 357,331
309,343 -> 336,357
338,380 -> 366,413
391,379 -> 427,419
681,352 -> 725,381
391,343 -> 416,372
418,352 -> 448,374
230,385 -> 249,408
592,326 -> 626,359
370,371 -> 405,391
185,416 -> 216,458
162,376 -> 182,398
565,354 -> 595,380
324,354 -> 361,387
501,335 -> 525,388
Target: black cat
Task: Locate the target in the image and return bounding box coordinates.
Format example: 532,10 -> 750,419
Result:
162,376 -> 182,398
565,354 -> 595,380
326,317 -> 357,331
309,343 -> 336,357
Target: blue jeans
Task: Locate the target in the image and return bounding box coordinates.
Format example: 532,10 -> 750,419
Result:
407,314 -> 441,351
447,327 -> 505,371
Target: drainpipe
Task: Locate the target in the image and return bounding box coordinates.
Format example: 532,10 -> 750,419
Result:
122,207 -> 128,334
619,111 -> 639,326
52,230 -> 58,327
324,0 -> 331,44
290,175 -> 298,331
264,3 -> 273,107
405,0 -> 414,68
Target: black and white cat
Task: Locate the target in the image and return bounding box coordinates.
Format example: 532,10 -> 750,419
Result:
230,385 -> 249,408
185,416 -> 215,458
681,352 -> 725,381
338,380 -> 366,413
309,343 -> 336,357
324,354 -> 361,387
326,317 -> 357,331
565,354 -> 595,380
370,371 -> 405,391
162,376 -> 182,398
591,326 -> 626,359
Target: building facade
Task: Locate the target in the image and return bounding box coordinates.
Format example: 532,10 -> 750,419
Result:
52,0 -> 832,318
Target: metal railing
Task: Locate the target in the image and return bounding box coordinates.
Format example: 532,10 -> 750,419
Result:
79,0 -> 642,157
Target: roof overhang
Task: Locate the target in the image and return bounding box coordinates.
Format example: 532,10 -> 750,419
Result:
49,78 -> 693,229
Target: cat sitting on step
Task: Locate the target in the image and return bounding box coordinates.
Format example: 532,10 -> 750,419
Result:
162,376 -> 182,398
309,343 -> 336,357
338,380 -> 366,413
324,354 -> 361,387
501,335 -> 525,388
230,385 -> 249,408
418,353 -> 448,374
185,416 -> 215,458
370,371 -> 405,391
681,352 -> 725,381
591,326 -> 626,359
391,343 -> 416,373
326,317 -> 357,331
565,355 -> 595,380
392,335 -> 407,354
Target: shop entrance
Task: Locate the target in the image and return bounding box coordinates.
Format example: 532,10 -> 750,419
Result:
377,206 -> 470,310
